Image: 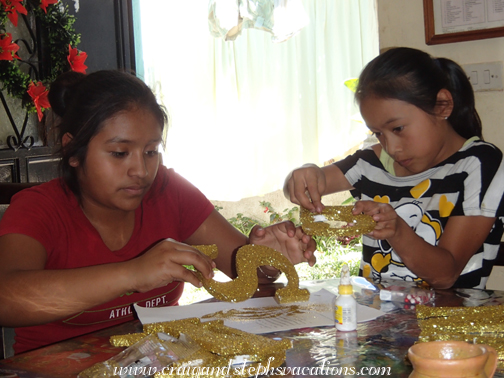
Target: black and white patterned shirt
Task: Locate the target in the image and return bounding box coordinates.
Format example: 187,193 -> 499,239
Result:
335,138 -> 504,289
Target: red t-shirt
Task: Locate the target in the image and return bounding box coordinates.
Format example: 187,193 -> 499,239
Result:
0,165 -> 214,354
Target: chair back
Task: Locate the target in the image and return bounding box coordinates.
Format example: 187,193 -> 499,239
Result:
0,182 -> 40,220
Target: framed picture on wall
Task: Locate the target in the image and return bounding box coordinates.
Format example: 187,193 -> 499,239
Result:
424,0 -> 504,45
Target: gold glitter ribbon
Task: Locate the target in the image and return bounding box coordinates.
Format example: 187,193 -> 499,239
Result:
416,304 -> 504,365
300,206 -> 375,237
193,244 -> 310,304
108,318 -> 291,377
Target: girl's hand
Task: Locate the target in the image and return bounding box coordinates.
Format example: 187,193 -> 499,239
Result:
352,200 -> 400,240
249,221 -> 317,266
127,238 -> 216,293
284,164 -> 327,213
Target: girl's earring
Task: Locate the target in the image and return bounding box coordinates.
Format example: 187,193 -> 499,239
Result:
444,116 -> 448,120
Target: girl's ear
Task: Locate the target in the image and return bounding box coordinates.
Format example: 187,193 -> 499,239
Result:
62,132 -> 73,147
436,89 -> 454,119
69,157 -> 79,168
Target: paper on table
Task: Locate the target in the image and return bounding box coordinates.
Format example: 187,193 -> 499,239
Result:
134,289 -> 384,334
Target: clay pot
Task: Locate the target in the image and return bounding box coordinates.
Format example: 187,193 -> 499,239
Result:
408,340 -> 497,378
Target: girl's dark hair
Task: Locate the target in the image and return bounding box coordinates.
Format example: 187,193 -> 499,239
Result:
355,47 -> 482,139
48,70 -> 168,197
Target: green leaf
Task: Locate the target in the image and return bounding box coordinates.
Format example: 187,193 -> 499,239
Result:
344,78 -> 359,93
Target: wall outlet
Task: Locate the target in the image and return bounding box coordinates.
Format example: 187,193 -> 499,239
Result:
462,61 -> 503,92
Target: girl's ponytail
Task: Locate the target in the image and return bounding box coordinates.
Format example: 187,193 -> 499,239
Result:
436,58 -> 482,139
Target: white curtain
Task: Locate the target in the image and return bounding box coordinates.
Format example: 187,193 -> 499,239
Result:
137,0 -> 379,201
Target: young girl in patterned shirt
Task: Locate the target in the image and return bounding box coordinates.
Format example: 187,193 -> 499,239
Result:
284,47 -> 504,289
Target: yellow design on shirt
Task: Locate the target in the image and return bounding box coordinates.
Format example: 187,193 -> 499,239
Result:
374,195 -> 390,204
371,253 -> 391,273
410,179 -> 431,199
439,194 -> 455,217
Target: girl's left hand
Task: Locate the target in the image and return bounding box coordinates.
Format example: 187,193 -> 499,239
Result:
352,200 -> 400,240
249,221 -> 317,266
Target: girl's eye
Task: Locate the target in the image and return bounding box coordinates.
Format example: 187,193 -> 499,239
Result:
393,126 -> 404,133
145,150 -> 159,157
111,151 -> 128,158
373,131 -> 383,137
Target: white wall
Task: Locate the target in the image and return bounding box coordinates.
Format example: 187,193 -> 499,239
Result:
377,0 -> 504,150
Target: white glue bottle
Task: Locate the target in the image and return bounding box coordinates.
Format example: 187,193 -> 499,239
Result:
334,263 -> 357,331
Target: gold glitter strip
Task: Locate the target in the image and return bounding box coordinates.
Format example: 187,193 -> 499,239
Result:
300,206 -> 375,237
416,304 -> 504,366
193,244 -> 310,304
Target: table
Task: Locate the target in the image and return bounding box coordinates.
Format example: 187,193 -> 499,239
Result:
1,278 -> 503,378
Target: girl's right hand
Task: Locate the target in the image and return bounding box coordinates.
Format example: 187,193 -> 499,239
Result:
127,238 -> 215,293
283,164 -> 327,212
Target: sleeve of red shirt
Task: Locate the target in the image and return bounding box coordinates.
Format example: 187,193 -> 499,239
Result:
145,165 -> 215,241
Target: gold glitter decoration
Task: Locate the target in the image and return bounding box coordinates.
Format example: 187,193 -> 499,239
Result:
109,332 -> 147,347
300,206 -> 375,237
193,244 -> 310,304
201,303 -> 331,322
113,318 -> 291,357
192,244 -> 219,259
416,304 -> 504,366
143,317 -> 201,338
107,318 -> 291,378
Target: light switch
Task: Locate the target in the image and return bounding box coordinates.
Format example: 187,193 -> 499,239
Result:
484,70 -> 491,84
470,71 -> 478,85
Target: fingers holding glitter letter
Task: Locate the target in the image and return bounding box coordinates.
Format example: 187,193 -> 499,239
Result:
352,200 -> 398,240
249,222 -> 317,267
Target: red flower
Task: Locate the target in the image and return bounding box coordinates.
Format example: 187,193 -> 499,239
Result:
263,207 -> 269,213
39,0 -> 58,13
0,33 -> 20,60
27,81 -> 51,122
67,44 -> 88,73
0,0 -> 28,26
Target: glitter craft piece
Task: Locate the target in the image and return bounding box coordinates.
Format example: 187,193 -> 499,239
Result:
193,244 -> 310,304
109,318 -> 291,378
416,304 -> 504,365
300,206 -> 375,237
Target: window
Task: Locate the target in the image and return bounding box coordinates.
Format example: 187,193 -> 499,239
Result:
134,0 -> 379,200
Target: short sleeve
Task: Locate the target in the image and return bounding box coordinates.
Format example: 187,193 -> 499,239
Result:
146,166 -> 215,241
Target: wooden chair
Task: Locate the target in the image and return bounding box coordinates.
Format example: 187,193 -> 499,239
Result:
0,182 -> 41,205
0,182 -> 41,359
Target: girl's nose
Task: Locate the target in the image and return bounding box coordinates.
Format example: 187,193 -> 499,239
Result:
128,153 -> 148,178
385,135 -> 401,156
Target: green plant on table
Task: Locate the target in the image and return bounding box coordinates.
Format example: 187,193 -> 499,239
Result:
260,201 -> 300,226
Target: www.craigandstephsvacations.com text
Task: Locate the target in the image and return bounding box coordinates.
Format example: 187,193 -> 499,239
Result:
112,357 -> 392,377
